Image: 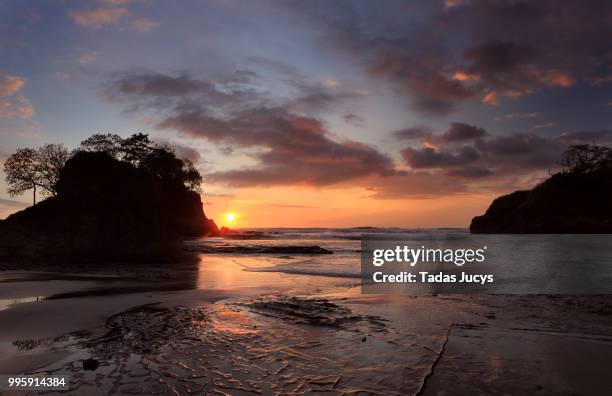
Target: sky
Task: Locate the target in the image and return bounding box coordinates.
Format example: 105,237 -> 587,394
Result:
0,0 -> 611,227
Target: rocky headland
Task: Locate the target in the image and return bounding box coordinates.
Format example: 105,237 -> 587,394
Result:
0,151 -> 219,262
471,147 -> 612,233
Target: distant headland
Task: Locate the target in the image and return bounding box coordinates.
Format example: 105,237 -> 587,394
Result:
471,144 -> 612,233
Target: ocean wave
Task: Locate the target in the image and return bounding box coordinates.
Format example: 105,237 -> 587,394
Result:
245,266 -> 364,279
242,256 -> 363,279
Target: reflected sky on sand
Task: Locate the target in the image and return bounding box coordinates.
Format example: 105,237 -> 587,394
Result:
0,236 -> 611,394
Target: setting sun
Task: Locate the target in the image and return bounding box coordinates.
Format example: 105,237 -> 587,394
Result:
225,212 -> 236,225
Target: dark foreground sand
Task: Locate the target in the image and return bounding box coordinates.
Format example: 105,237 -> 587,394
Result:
1,256 -> 612,395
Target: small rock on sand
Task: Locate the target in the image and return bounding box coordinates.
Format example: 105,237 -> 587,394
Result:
83,358 -> 99,371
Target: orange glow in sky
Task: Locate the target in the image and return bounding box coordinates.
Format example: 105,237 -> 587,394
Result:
205,186 -> 497,228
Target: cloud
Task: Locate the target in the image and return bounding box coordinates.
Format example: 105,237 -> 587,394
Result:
452,71 -> 480,82
153,138 -> 201,163
496,112 -> 538,121
463,40 -> 536,93
323,78 -> 342,88
482,91 -> 498,106
78,51 -> 97,65
283,3 -> 477,114
163,108 -> 396,187
393,126 -> 431,140
287,1 -> 612,114
402,122 -> 487,145
70,1 -> 156,32
246,56 -> 366,114
402,145 -> 480,168
55,71 -> 73,81
446,166 -> 494,178
439,122 -> 488,142
363,172 -> 472,199
540,70 -> 574,88
0,75 -> 25,96
103,70 -> 602,197
444,0 -> 467,11
399,123 -> 574,180
558,130 -> 612,143
106,71 -> 396,187
464,40 -> 536,82
343,113 -> 363,126
533,121 -> 554,129
0,75 -> 34,119
285,82 -> 365,114
107,72 -> 222,97
474,133 -> 566,169
70,6 -> 130,29
132,18 -> 157,32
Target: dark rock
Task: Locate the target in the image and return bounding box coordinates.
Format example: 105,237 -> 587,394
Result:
221,230 -> 267,239
186,245 -> 333,255
83,358 -> 99,371
471,169 -> 612,233
240,296 -> 387,331
205,219 -> 220,236
0,152 -> 219,261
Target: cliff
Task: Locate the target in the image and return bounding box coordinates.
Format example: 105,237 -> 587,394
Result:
0,152 -> 219,261
470,169 -> 612,233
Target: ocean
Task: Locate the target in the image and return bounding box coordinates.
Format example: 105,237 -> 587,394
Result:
186,228 -> 612,294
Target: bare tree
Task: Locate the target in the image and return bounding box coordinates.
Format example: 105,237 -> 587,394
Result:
3,144 -> 69,204
560,144 -> 612,174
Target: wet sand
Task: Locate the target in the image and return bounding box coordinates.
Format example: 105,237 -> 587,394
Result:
1,256 -> 612,395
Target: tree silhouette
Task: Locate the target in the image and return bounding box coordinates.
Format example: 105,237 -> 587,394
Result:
3,133 -> 202,206
141,147 -> 203,192
182,159 -> 202,193
560,144 -> 612,174
78,133 -> 202,192
3,144 -> 69,204
78,133 -> 153,164
4,148 -> 39,204
37,144 -> 70,196
120,133 -> 154,165
79,133 -> 123,158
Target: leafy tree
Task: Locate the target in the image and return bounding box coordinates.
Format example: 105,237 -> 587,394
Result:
37,144 -> 70,196
140,147 -> 183,181
4,148 -> 40,204
120,133 -> 154,165
79,133 -> 156,165
78,132 -> 202,192
182,159 -> 202,193
79,133 -> 123,158
3,144 -> 69,204
141,146 -> 202,192
560,144 -> 612,174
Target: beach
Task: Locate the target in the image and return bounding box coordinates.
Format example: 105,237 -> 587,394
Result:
1,230 -> 612,395
2,1 -> 612,393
